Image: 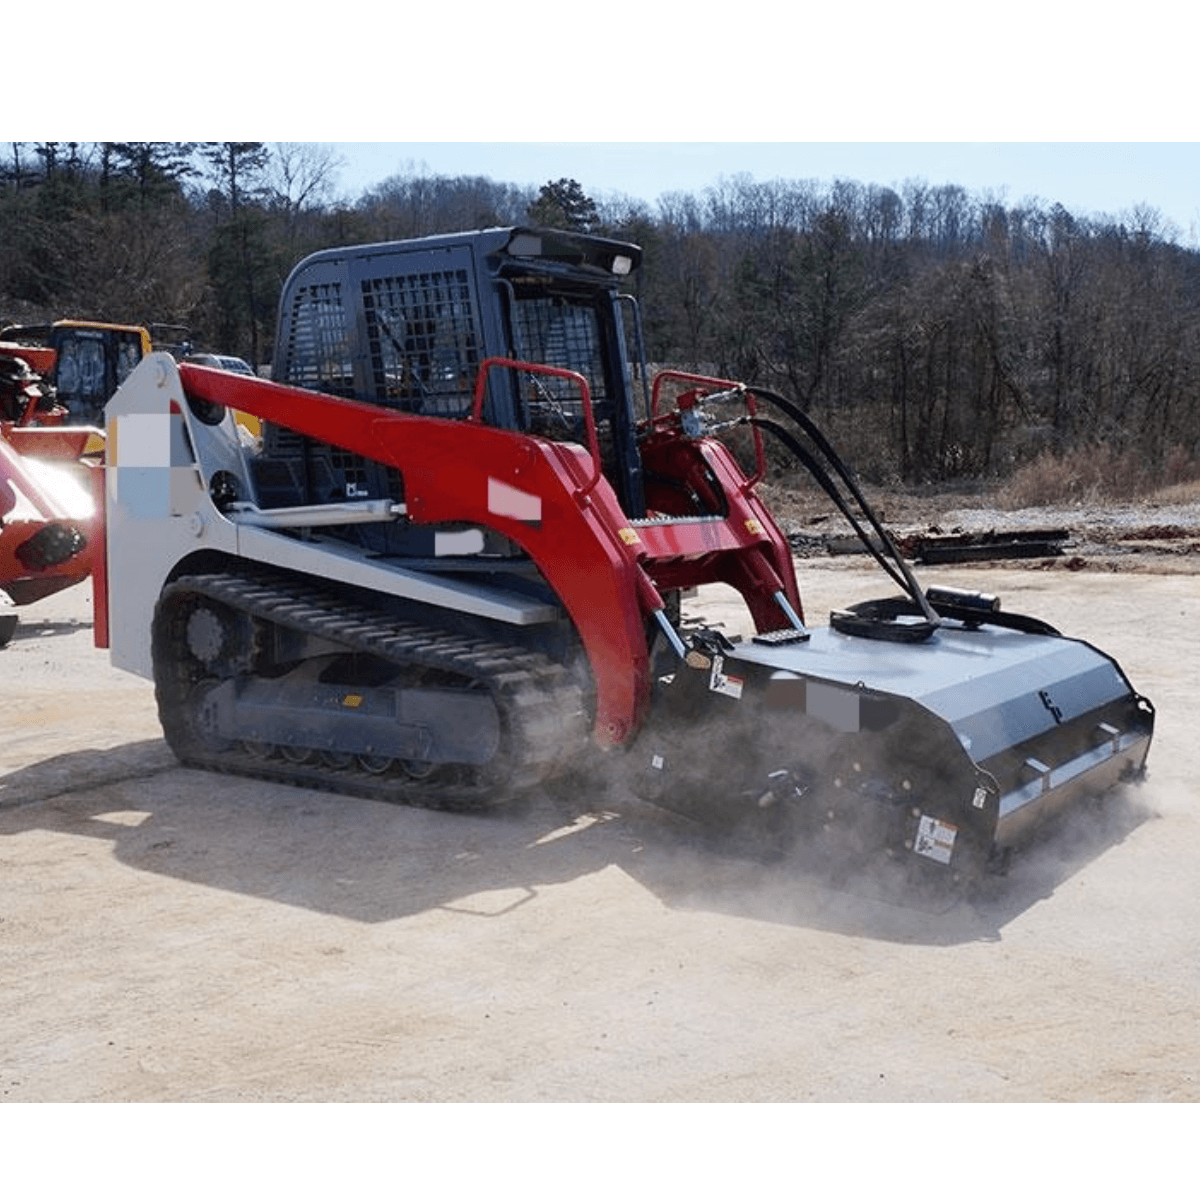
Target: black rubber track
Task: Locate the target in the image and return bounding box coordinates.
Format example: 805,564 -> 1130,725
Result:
151,569 -> 589,811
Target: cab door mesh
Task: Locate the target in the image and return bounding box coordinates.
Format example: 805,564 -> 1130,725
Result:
361,269 -> 483,417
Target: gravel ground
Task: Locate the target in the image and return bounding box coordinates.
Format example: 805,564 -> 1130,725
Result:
939,500 -> 1200,533
2,473 -> 1198,1193
2,545 -> 1198,1114
773,488 -> 1200,571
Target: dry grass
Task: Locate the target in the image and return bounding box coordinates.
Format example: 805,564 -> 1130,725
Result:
758,448 -> 1200,535
997,446 -> 1200,509
1148,477 -> 1200,505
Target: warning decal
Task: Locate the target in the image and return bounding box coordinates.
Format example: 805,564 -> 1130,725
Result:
914,814 -> 958,865
709,654 -> 744,700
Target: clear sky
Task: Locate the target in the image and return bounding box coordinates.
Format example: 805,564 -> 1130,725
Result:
29,0 -> 1198,239
325,143 -> 1200,242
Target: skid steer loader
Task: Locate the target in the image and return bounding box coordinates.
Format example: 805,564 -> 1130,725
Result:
95,227 -> 1153,881
0,320 -> 151,426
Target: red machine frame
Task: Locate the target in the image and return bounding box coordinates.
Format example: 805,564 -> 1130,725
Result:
173,361 -> 803,748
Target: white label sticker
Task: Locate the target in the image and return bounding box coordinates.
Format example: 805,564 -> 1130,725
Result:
709,655 -> 744,700
435,528 -> 485,556
115,412 -> 171,467
488,477 -> 542,523
806,681 -> 860,733
914,814 -> 958,865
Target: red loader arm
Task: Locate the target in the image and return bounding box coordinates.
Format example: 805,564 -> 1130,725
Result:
178,362 -> 802,748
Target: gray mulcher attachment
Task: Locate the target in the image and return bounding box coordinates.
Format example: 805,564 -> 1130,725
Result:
634,389 -> 1154,883
635,597 -> 1153,882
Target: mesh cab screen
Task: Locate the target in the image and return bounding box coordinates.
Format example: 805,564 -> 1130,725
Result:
509,295 -> 611,443
361,270 -> 482,416
510,297 -> 607,402
280,281 -> 355,396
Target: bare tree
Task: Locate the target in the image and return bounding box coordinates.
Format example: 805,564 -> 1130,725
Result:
267,143 -> 343,221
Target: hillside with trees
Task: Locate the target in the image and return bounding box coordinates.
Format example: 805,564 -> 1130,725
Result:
4,141 -> 1198,492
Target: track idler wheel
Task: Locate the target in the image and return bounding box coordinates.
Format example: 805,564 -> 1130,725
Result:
356,754 -> 396,775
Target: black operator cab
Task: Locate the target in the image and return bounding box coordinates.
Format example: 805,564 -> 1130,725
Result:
268,227 -> 648,521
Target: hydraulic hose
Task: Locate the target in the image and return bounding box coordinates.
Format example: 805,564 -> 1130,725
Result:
742,388 -> 939,630
749,416 -> 911,594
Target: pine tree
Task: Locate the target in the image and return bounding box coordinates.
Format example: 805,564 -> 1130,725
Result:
527,178 -> 599,232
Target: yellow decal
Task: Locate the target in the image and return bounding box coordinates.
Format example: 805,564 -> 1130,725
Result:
617,527 -> 641,545
745,519 -> 763,535
342,694 -> 364,708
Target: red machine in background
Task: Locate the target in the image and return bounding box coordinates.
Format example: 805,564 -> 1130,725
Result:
0,343 -> 102,646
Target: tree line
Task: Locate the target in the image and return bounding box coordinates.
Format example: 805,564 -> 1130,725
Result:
4,141 -> 1198,486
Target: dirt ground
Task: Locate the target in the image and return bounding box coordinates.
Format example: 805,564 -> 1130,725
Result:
2,546 -> 1198,1103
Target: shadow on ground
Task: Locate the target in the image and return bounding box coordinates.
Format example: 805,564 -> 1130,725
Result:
0,741 -> 1153,947
9,621 -> 91,643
